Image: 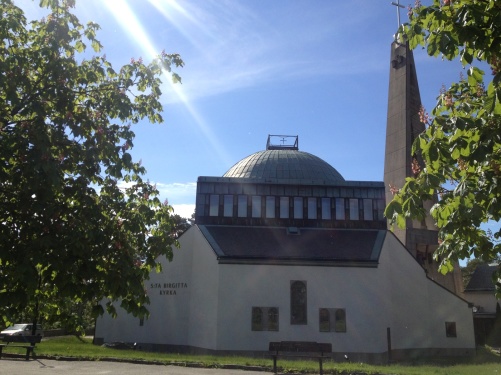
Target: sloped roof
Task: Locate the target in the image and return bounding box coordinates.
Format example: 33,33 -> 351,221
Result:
198,225 -> 385,266
465,264 -> 497,292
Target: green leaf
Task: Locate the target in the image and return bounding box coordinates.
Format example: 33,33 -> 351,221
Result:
467,66 -> 484,86
75,40 -> 85,53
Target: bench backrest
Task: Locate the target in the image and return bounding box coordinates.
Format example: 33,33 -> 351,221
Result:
269,341 -> 332,353
2,335 -> 42,344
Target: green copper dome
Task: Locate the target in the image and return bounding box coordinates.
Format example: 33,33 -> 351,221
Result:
223,149 -> 345,183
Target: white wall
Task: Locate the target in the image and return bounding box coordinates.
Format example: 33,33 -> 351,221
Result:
215,262 -> 392,353
96,227 -> 475,357
186,226 -> 220,349
210,232 -> 475,354
138,226 -> 196,345
95,226 -> 198,345
381,234 -> 475,351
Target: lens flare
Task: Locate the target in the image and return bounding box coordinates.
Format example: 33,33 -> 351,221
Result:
101,0 -> 232,166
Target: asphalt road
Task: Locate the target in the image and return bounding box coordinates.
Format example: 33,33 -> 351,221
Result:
0,358 -> 270,375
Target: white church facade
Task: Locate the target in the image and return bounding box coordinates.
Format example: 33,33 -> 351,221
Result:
94,40 -> 476,362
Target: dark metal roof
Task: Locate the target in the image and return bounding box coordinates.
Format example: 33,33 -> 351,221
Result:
222,150 -> 345,184
465,264 -> 498,292
198,225 -> 385,266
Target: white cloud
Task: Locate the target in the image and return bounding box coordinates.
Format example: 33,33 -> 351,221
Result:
156,182 -> 197,205
171,204 -> 196,219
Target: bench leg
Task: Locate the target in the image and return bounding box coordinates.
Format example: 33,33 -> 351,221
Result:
319,357 -> 323,375
0,346 -> 3,359
25,347 -> 31,360
272,355 -> 277,374
25,346 -> 36,361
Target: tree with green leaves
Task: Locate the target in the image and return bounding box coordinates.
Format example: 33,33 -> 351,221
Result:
170,214 -> 193,239
0,0 -> 184,334
385,0 -> 501,298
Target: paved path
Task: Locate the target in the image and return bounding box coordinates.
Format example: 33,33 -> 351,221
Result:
0,358 -> 270,375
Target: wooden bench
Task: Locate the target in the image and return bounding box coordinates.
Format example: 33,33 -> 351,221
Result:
269,341 -> 332,375
0,335 -> 42,360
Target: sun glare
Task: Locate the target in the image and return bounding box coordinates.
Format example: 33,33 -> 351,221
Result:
101,0 -> 232,167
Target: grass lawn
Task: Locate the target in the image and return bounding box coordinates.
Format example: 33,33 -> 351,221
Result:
2,336 -> 500,375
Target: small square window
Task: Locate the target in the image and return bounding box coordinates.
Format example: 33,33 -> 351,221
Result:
319,308 -> 346,333
445,322 -> 457,337
252,307 -> 279,331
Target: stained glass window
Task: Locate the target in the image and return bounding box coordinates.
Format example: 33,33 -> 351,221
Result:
291,281 -> 307,324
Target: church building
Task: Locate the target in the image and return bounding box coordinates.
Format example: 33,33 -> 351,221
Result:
94,40 -> 476,362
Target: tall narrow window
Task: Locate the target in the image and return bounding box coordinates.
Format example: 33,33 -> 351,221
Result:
291,281 -> 307,325
252,307 -> 263,331
307,197 -> 317,219
237,195 -> 248,218
266,196 -> 275,218
209,194 -> 219,216
321,198 -> 331,220
319,308 -> 330,332
334,309 -> 346,332
376,199 -> 385,220
268,308 -> 279,331
280,197 -> 289,218
363,199 -> 373,220
251,196 -> 261,218
349,198 -> 359,220
223,195 -> 233,217
293,197 -> 303,219
335,198 -> 345,220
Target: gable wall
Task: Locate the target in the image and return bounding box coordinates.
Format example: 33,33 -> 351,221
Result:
135,226 -> 197,346
380,233 -> 474,352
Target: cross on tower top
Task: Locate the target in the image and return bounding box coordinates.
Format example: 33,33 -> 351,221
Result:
391,0 -> 406,29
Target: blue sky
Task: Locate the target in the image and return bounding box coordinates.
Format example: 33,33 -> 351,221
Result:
17,0 -> 470,218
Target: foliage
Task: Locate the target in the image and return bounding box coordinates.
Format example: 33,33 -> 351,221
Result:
385,0 -> 501,297
170,214 -> 192,239
0,0 -> 184,333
